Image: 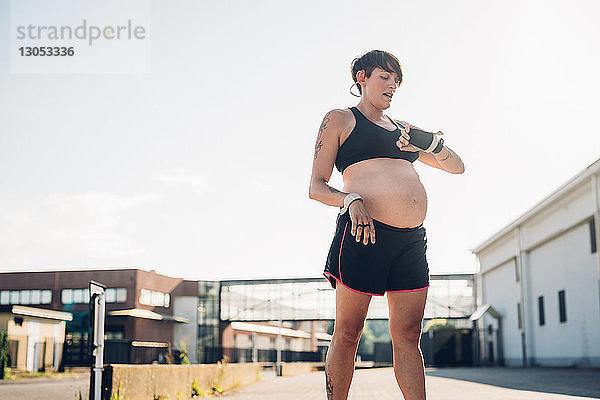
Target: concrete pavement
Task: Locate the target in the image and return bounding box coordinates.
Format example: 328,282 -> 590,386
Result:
1,366 -> 598,399
0,375 -> 89,400
222,367 -> 600,399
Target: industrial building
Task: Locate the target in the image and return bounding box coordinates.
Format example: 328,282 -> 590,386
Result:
0,270 -> 332,367
472,158 -> 600,367
1,269 -> 479,369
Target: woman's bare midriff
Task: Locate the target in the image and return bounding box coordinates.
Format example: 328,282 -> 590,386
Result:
342,158 -> 427,228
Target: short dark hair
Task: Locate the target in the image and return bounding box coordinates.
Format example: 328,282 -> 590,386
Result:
350,50 -> 403,95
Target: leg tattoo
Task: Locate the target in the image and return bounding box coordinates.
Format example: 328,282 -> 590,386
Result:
325,367 -> 334,399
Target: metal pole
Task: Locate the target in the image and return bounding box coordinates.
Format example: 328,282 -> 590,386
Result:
276,316 -> 282,376
94,292 -> 105,400
89,281 -> 106,400
88,294 -> 95,400
251,332 -> 257,363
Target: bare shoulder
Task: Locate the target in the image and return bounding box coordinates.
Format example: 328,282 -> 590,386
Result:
321,108 -> 354,130
313,108 -> 355,162
316,108 -> 354,148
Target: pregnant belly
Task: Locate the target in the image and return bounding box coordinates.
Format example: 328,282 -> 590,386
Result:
342,158 -> 428,228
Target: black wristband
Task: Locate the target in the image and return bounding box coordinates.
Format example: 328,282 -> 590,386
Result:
432,138 -> 444,154
408,128 -> 443,153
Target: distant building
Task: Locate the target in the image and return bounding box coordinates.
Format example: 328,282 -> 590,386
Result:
472,158 -> 600,367
0,270 -> 331,367
217,276 -> 477,367
0,269 -> 192,366
202,278 -> 333,363
220,320 -> 331,363
1,269 -> 479,368
0,305 -> 72,371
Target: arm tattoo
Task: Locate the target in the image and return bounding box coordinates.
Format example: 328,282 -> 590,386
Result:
314,111 -> 331,160
325,368 -> 334,399
327,185 -> 342,194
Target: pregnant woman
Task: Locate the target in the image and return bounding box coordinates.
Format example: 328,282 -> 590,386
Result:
308,50 -> 465,400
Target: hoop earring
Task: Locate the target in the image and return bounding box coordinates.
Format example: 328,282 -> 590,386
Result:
349,81 -> 361,97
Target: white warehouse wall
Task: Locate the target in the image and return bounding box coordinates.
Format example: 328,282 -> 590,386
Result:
481,259 -> 522,366
475,162 -> 600,368
527,223 -> 600,366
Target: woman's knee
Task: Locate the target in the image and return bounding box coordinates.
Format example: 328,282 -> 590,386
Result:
333,322 -> 364,346
389,321 -> 422,346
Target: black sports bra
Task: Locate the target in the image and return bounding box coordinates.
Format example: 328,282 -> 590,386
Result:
334,106 -> 419,174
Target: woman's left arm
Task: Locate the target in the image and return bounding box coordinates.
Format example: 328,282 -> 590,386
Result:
394,119 -> 465,174
418,146 -> 465,174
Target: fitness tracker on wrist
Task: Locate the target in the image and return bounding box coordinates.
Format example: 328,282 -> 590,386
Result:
340,193 -> 362,215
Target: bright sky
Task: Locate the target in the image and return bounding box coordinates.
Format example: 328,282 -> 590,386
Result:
1,0 -> 599,281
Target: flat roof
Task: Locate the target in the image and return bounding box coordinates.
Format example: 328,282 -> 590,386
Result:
230,321 -> 332,340
107,308 -> 189,323
10,305 -> 73,321
471,157 -> 600,254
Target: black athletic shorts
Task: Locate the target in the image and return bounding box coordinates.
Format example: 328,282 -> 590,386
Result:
323,210 -> 430,296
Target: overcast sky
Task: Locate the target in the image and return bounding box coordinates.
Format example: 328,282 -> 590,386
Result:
1,0 -> 599,281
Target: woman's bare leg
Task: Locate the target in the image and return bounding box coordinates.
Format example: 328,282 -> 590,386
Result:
387,288 -> 428,400
325,283 -> 372,400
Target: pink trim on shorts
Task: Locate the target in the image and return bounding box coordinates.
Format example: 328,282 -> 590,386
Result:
338,221 -> 349,283
387,284 -> 430,293
323,272 -> 383,297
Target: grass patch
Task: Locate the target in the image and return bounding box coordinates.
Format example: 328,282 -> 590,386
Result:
3,368 -> 84,380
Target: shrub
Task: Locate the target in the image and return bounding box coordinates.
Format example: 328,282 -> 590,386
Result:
191,378 -> 204,397
110,383 -> 124,400
177,341 -> 190,365
0,331 -> 8,380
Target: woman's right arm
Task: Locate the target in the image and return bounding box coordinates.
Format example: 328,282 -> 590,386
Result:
308,109 -> 348,207
309,109 -> 376,245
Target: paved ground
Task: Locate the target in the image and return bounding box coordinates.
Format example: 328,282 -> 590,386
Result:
427,367 -> 600,398
1,367 -> 598,399
0,374 -> 89,400
223,367 -> 600,400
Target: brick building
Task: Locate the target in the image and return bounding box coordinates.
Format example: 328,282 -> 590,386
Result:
0,269 -> 331,367
0,269 -> 194,351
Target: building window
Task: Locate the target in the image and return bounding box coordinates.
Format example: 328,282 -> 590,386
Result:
517,302 -> 522,330
558,290 -> 567,323
105,330 -> 124,340
20,290 -> 31,304
10,291 -> 19,304
41,290 -> 52,304
105,288 -> 128,303
0,289 -> 52,305
62,288 -> 90,304
31,290 -> 41,304
538,296 -> 545,326
590,219 -> 597,254
105,288 -> 116,303
62,289 -> 72,304
140,289 -> 170,307
116,288 -> 127,303
73,289 -> 84,303
61,288 -> 125,304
